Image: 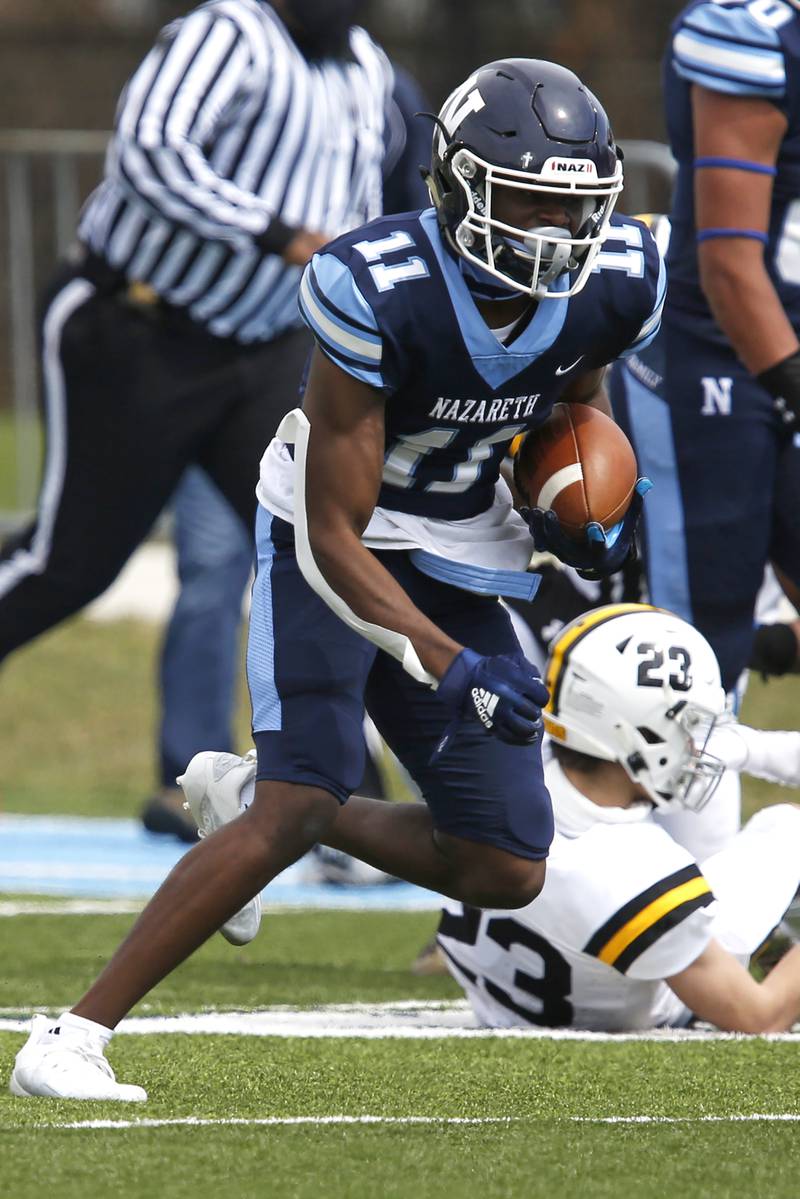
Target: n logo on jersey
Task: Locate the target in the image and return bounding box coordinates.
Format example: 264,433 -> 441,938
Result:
700,377 -> 733,416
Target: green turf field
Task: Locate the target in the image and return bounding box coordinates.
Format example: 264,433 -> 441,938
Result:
0,409 -> 40,518
3,610 -> 800,1195
1,909 -> 800,1199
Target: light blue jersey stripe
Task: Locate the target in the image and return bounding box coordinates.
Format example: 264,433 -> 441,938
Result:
299,269 -> 382,369
673,28 -> 785,96
309,254 -> 381,336
410,550 -> 541,601
247,507 -> 282,733
622,251 -> 667,356
621,367 -> 692,620
418,208 -> 570,391
308,254 -> 382,347
683,3 -> 783,48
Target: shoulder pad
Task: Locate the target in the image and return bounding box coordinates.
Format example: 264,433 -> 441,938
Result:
672,2 -> 788,99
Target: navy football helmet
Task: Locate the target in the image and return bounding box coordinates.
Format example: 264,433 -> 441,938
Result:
426,59 -> 624,299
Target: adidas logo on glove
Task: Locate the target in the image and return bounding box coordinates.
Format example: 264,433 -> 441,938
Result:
435,648 -> 548,754
471,686 -> 499,729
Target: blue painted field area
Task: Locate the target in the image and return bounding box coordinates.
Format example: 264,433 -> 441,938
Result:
0,814 -> 440,909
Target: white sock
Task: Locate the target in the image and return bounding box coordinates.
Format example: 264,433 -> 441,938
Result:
55,1010 -> 114,1044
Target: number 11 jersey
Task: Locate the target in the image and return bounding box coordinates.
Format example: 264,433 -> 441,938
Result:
258,208 -> 664,529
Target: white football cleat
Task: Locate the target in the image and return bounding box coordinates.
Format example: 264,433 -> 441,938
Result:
177,749 -> 262,945
9,1014 -> 147,1102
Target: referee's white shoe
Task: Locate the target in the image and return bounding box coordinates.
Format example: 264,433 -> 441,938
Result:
177,749 -> 262,946
10,1014 -> 147,1102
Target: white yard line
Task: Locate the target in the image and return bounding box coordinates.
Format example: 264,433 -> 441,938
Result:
8,1115 -> 519,1131
1,1003 -> 799,1041
571,1114 -> 800,1124
0,900 -> 144,916
5,1114 -> 800,1132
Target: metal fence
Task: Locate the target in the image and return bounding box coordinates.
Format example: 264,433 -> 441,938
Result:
0,132 -> 677,531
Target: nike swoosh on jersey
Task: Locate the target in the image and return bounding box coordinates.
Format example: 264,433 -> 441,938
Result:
555,356 -> 584,376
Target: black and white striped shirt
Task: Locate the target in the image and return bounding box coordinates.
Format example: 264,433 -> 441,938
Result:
80,0 -> 392,343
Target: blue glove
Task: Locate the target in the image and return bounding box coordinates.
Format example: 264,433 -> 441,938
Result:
522,477 -> 653,581
434,648 -> 549,756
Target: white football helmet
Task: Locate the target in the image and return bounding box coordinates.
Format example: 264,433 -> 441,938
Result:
543,604 -> 728,811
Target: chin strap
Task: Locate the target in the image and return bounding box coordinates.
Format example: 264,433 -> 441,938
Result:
457,252 -> 522,301
276,408 -> 437,687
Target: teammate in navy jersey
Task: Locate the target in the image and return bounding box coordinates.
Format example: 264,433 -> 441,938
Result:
612,0 -> 800,693
9,58 -> 664,1101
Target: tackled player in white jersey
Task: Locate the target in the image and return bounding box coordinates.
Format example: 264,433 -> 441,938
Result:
437,604 -> 800,1033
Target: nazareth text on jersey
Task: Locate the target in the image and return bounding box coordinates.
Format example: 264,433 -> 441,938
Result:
299,209 -> 664,521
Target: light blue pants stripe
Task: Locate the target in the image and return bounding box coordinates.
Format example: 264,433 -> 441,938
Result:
622,368 -> 693,622
246,507 -> 281,732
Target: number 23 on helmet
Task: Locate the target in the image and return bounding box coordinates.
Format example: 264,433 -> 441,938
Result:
543,604 -> 728,812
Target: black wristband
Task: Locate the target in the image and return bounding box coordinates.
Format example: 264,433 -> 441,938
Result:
749,622 -> 799,677
757,349 -> 800,424
253,218 -> 298,257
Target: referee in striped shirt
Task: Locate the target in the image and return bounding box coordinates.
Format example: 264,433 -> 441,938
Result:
0,0 -> 393,660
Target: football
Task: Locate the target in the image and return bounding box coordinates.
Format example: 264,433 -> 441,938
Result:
514,403 -> 638,538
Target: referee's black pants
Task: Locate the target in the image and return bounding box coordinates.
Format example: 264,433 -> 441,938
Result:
0,261 -> 312,661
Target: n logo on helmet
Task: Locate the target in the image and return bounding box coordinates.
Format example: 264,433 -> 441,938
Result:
437,76 -> 485,154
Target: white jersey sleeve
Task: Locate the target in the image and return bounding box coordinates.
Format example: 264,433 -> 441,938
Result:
701,804 -> 800,958
553,822 -> 716,982
438,766 -> 718,1031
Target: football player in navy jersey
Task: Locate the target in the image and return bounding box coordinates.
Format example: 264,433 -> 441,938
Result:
9,59 -> 664,1101
612,0 -> 800,695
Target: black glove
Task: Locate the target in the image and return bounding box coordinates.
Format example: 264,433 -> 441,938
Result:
757,349 -> 800,430
253,217 -> 298,256
522,478 -> 652,581
749,622 -> 799,678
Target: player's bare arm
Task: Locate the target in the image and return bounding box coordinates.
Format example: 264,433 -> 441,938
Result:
692,86 -> 797,374
302,348 -> 464,681
668,935 -> 800,1034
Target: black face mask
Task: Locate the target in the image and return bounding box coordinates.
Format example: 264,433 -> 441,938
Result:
283,0 -> 365,59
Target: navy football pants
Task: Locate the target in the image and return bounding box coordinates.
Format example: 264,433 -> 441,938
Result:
247,511 -> 554,861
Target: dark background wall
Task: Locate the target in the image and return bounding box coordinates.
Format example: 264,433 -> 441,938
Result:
0,0 -> 684,137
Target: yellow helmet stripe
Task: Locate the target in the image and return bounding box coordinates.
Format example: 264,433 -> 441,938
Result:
545,603 -> 658,718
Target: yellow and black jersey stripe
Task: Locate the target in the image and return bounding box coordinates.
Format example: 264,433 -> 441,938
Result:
583,864 -> 713,974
